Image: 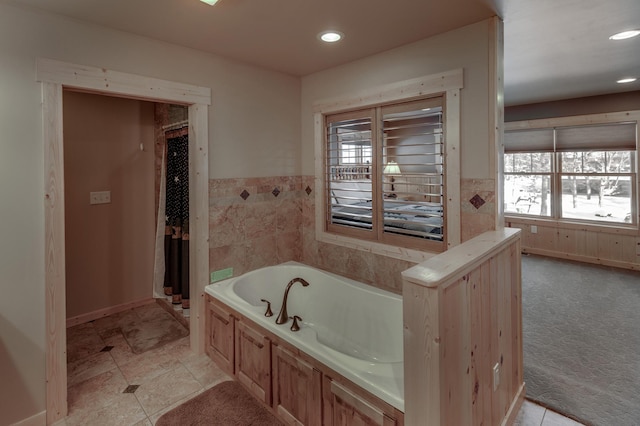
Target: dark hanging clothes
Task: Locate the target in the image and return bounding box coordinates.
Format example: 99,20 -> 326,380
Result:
163,133 -> 190,309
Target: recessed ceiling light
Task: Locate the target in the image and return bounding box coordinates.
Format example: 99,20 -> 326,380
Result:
609,30 -> 640,40
319,31 -> 343,43
200,0 -> 219,5
617,77 -> 637,84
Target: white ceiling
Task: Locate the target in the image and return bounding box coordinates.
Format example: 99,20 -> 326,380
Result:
5,0 -> 640,106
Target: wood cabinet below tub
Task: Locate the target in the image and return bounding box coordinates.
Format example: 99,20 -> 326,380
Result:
204,294 -> 404,426
204,296 -> 234,375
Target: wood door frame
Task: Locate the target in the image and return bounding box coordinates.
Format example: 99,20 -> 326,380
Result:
37,58 -> 211,425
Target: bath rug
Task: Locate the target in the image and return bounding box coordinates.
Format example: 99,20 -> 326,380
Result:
155,380 -> 284,426
522,254 -> 640,426
96,301 -> 189,354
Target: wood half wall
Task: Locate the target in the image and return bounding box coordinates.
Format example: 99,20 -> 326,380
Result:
402,228 -> 524,425
506,218 -> 640,270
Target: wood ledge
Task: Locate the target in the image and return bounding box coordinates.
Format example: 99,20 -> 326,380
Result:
401,227 -> 521,289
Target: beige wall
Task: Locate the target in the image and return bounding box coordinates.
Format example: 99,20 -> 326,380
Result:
63,91 -> 155,319
300,18 -> 500,278
505,90 -> 640,122
301,19 -> 495,180
0,3 -> 300,424
0,3 -> 500,423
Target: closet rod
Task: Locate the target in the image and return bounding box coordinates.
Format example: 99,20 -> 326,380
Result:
162,119 -> 189,131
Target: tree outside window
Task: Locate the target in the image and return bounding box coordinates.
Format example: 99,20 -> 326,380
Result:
504,121 -> 637,225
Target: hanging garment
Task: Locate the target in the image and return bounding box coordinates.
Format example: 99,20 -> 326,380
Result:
164,133 -> 190,310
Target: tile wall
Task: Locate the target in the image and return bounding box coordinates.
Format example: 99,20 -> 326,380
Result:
208,176 -> 304,278
461,178 -> 497,242
208,175 -> 497,292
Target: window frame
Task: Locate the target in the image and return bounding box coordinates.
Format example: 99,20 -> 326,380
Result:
313,70 -> 463,262
325,99 -> 445,250
504,112 -> 640,229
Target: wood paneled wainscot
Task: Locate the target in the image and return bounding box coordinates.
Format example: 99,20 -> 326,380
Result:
506,218 -> 640,271
205,295 -> 403,426
402,228 -> 524,426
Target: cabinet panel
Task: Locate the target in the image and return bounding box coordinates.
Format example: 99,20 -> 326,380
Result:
205,295 -> 235,375
272,344 -> 322,426
323,377 -> 398,426
236,320 -> 272,404
204,296 -> 404,426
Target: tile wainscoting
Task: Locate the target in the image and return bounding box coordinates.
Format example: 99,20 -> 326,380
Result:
461,178 -> 497,242
208,176 -> 497,294
208,176 -> 305,278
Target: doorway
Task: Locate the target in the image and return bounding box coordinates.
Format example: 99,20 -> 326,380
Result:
38,58 -> 210,425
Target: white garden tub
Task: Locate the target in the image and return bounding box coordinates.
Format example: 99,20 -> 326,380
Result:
204,261 -> 404,411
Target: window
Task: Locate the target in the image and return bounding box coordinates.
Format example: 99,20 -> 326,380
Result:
325,97 -> 445,250
504,121 -> 637,225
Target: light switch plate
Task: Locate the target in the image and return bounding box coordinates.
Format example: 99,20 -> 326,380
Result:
90,191 -> 111,205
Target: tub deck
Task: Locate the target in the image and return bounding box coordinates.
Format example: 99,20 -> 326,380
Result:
205,262 -> 405,411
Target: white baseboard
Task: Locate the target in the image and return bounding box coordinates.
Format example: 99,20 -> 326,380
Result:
10,411 -> 46,426
66,298 -> 155,328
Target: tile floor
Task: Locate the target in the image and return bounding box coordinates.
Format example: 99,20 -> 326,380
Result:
57,302 -> 231,426
514,401 -> 586,426
57,303 -> 584,426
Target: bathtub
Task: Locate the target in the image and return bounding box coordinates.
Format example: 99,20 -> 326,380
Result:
204,261 -> 404,411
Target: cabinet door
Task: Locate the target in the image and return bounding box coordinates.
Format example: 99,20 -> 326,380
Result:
205,295 -> 235,375
323,377 -> 398,426
272,344 -> 322,426
235,320 -> 272,404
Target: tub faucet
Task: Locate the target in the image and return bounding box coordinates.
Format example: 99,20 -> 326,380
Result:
276,277 -> 309,325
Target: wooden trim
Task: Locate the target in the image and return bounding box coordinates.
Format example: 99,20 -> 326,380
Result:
313,69 -> 463,113
11,410 -> 47,426
315,108 -> 437,263
402,229 -> 523,426
41,59 -> 210,425
500,383 -> 526,426
402,228 -> 521,289
504,112 -> 639,231
314,71 -> 464,259
189,103 -> 209,355
43,81 -> 67,425
66,298 -> 154,328
445,88 -> 461,248
36,58 -> 211,105
505,110 -> 640,131
522,247 -> 640,271
402,282 -> 440,425
490,17 -> 505,229
505,215 -> 639,235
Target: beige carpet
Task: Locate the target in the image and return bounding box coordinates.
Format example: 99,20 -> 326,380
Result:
156,381 -> 283,425
523,254 -> 640,426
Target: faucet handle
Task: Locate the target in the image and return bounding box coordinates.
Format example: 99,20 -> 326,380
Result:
260,299 -> 274,317
290,315 -> 302,332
